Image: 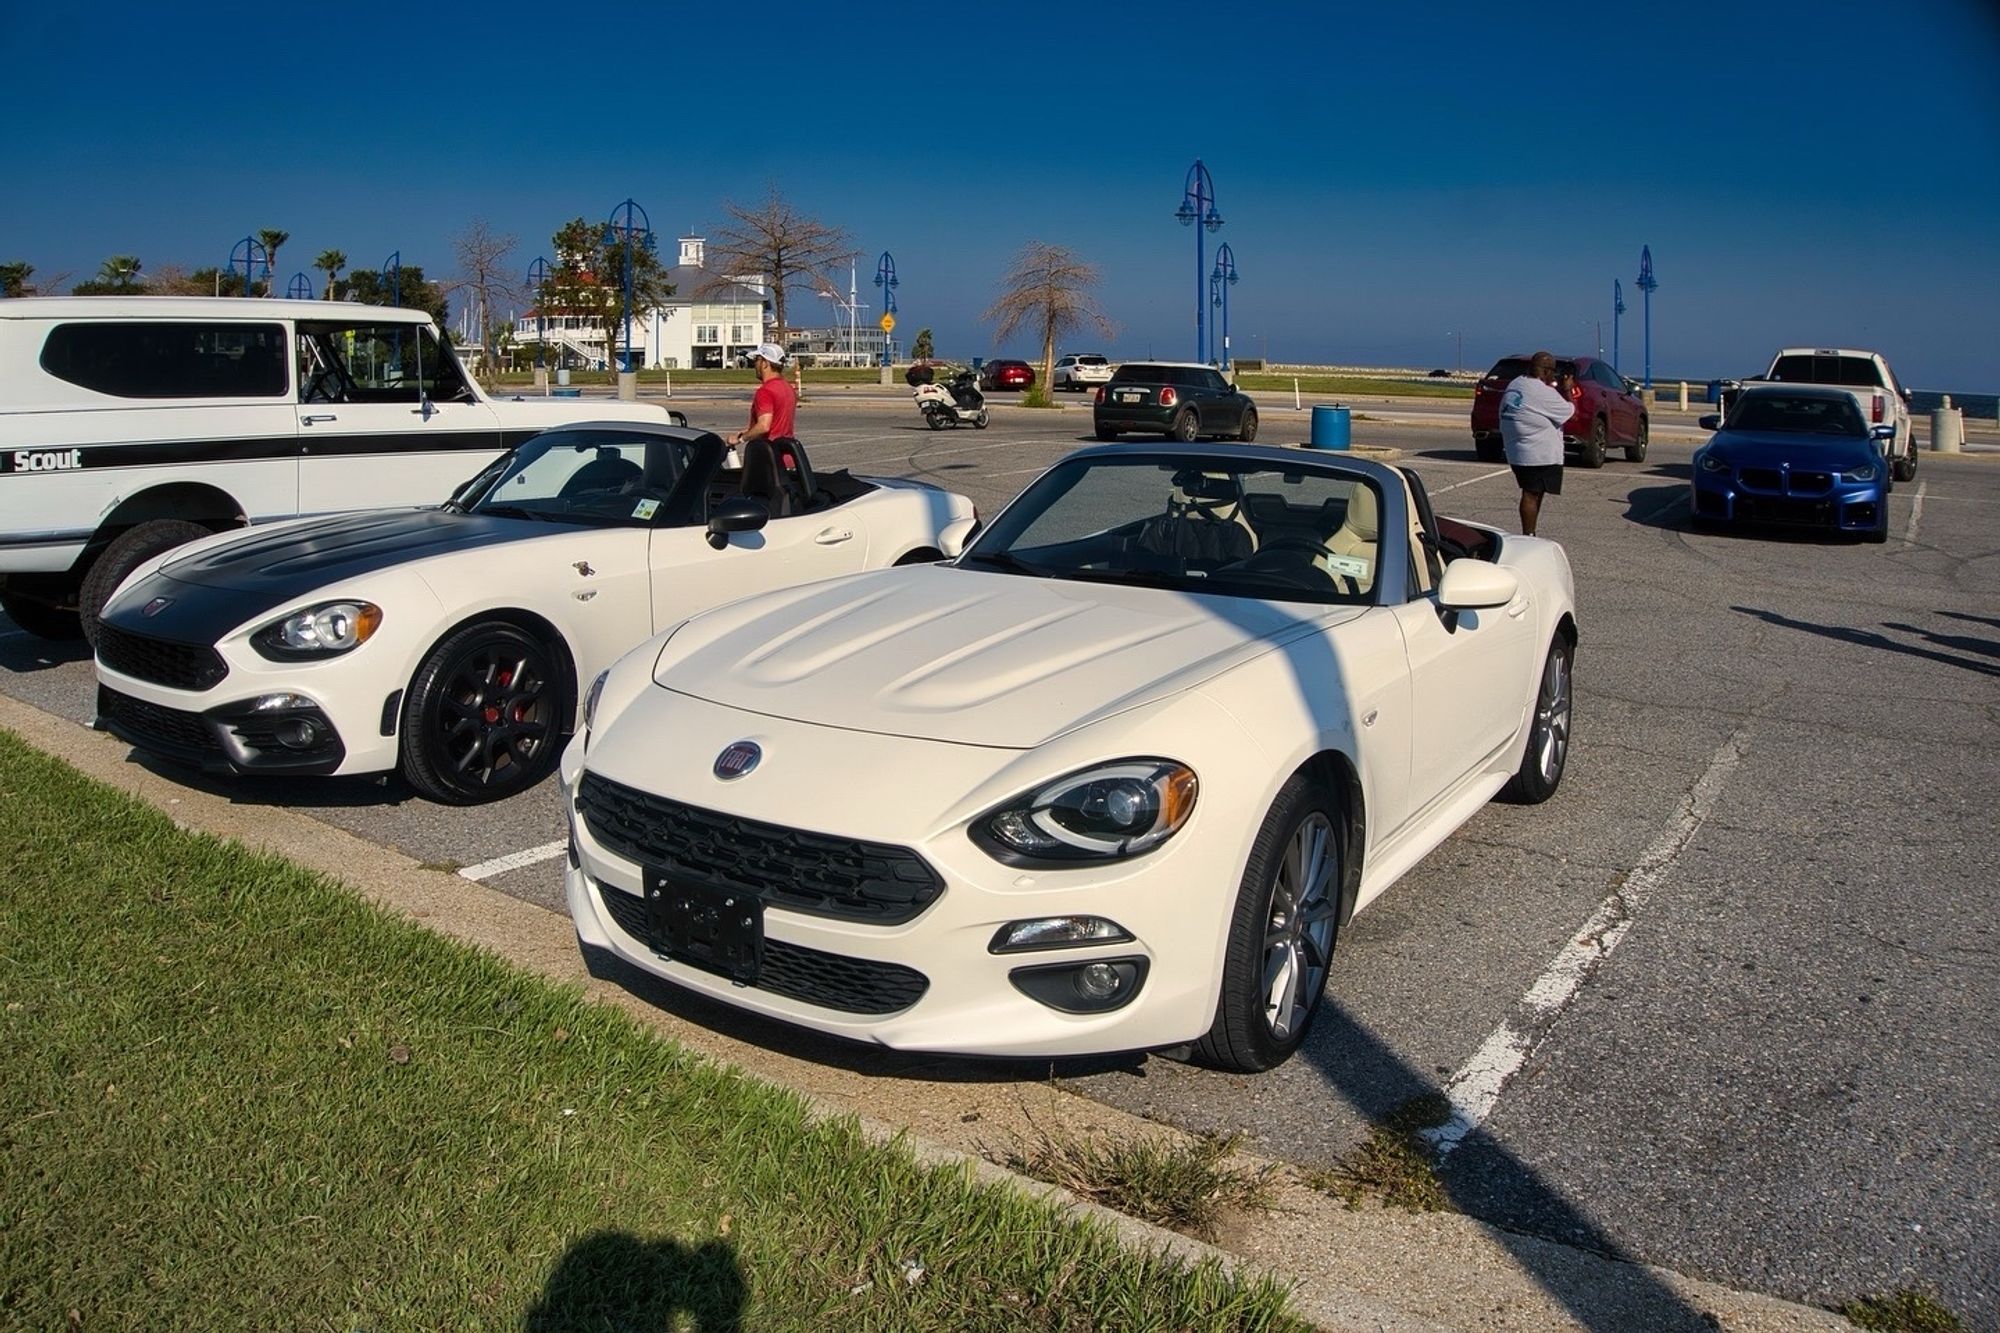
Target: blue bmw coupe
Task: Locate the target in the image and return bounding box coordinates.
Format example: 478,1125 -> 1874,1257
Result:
1689,386 -> 1893,543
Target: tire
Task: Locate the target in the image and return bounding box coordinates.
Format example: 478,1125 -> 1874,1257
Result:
0,590 -> 81,641
1501,637 -> 1573,804
974,412 -> 989,429
1892,438 -> 1917,483
1474,434 -> 1505,463
1238,408 -> 1259,443
1865,521 -> 1889,545
78,518 -> 216,648
1577,418 -> 1608,469
1194,771 -> 1343,1073
1169,410 -> 1199,443
400,622 -> 568,805
1095,425 -> 1119,441
1625,416 -> 1649,463
926,411 -> 946,431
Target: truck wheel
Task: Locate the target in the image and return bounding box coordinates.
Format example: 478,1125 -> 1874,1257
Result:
1625,417 -> 1649,463
1892,440 -> 1917,483
400,621 -> 567,805
0,590 -> 81,641
78,519 -> 215,648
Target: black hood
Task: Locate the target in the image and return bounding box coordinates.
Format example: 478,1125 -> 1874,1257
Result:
101,508 -> 543,645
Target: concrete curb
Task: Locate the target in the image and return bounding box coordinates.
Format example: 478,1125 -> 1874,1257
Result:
0,691 -> 1853,1332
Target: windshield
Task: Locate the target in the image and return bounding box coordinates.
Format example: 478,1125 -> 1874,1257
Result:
465,428 -> 697,525
1728,393 -> 1867,437
961,455 -> 1383,604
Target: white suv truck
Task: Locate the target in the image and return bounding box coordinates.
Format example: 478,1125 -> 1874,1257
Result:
0,297 -> 682,641
1749,347 -> 1918,482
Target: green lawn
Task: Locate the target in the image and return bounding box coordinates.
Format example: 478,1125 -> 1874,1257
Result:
1232,373 -> 1473,401
0,731 -> 1301,1330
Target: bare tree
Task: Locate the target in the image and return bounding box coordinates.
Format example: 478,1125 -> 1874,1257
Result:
700,188 -> 853,357
447,220 -> 520,374
984,242 -> 1115,394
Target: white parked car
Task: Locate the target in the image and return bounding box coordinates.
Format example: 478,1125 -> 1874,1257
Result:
0,296 -> 682,643
1052,353 -> 1114,391
92,423 -> 977,804
564,444 -> 1577,1072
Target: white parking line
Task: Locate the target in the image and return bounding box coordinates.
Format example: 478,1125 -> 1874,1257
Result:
1429,467 -> 1513,495
1424,723 -> 1752,1158
1904,479 -> 1927,547
458,840 -> 567,882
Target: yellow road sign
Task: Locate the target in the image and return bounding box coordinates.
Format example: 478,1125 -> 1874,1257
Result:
879,313 -> 896,333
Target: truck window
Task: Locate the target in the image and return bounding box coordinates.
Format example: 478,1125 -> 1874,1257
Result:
1769,354 -> 1881,388
298,322 -> 472,404
39,321 -> 289,399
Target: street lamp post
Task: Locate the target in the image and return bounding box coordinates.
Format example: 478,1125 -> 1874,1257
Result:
1613,279 -> 1627,375
229,237 -> 269,299
381,251 -> 401,306
1637,247 -> 1658,393
1447,330 -> 1463,374
1174,160 -> 1224,363
1209,243 -> 1238,370
602,199 -> 656,398
873,251 -> 898,369
527,256 -> 551,392
286,272 -> 313,300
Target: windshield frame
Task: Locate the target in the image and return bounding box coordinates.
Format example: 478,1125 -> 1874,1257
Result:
459,425 -> 722,529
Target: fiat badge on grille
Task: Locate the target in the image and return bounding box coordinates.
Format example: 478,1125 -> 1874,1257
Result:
713,741 -> 761,780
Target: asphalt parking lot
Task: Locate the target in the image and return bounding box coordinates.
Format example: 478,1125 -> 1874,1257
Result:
4,392 -> 1996,1325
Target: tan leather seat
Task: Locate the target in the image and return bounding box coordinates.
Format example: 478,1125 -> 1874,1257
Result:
1318,485 -> 1378,594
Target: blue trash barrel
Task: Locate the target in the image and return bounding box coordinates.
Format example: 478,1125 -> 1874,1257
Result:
1309,404 -> 1351,450
552,387 -> 583,398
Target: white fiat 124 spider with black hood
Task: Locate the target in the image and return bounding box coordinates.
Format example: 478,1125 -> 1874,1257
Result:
92,423 -> 977,804
564,444 -> 1577,1072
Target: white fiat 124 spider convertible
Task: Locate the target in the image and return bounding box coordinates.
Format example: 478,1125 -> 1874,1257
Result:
564,444 -> 1576,1072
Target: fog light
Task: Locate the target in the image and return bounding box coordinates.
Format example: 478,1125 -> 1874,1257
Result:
1009,956 -> 1149,1014
275,718 -> 321,750
989,916 -> 1135,954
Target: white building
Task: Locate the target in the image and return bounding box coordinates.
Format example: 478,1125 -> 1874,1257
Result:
512,237 -> 768,371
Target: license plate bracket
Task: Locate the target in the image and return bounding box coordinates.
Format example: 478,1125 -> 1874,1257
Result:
645,870 -> 763,986
1117,389 -> 1145,403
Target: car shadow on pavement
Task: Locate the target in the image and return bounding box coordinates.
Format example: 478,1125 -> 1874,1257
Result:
1302,1003 -> 1723,1332
0,629 -> 90,675
1620,483 -> 1694,530
1735,606 -> 2000,678
110,745 -> 417,808
524,1231 -> 745,1333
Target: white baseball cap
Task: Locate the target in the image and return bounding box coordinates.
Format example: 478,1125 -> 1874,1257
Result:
751,342 -> 787,365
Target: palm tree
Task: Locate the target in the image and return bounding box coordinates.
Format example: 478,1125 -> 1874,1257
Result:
256,229 -> 289,297
983,242 -> 1115,398
97,255 -> 143,291
315,249 -> 345,301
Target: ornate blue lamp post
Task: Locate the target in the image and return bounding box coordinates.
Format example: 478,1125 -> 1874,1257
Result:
1174,160 -> 1224,363
1209,243 -> 1238,370
1613,279 -> 1626,375
602,198 -> 656,384
229,237 -> 269,299
286,272 -> 314,300
381,251 -> 401,306
1636,247 -> 1657,393
873,251 -> 898,367
526,256 -> 551,379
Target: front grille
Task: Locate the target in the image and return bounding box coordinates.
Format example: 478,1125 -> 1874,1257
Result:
97,624 -> 228,691
597,884 -> 930,1015
577,771 -> 944,925
1736,495 -> 1832,525
98,685 -> 221,760
1740,467 -> 1783,491
1790,470 -> 1832,493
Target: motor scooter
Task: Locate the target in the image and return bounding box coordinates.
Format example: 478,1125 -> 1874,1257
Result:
914,370 -> 989,430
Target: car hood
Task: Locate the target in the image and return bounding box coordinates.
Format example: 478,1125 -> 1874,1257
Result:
103,508 -> 550,644
652,564 -> 1359,748
1705,431 -> 1878,469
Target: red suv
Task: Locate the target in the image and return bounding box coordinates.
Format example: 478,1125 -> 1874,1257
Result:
1470,354 -> 1649,466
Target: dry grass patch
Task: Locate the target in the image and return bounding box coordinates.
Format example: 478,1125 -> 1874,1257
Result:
1002,1114 -> 1279,1241
1307,1093 -> 1455,1213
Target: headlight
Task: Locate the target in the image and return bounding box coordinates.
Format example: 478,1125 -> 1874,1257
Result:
583,668 -> 610,732
1841,462 -> 1879,482
974,759 -> 1197,864
254,601 -> 382,658
1698,453 -> 1732,474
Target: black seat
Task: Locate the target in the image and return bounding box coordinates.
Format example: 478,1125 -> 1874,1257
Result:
740,438 -> 789,517
558,452 -> 642,498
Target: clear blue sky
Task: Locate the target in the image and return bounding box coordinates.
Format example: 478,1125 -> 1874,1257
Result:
5,1 -> 1997,388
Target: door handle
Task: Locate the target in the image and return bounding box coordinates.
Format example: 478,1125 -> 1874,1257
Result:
300,414 -> 337,425
1505,595 -> 1529,618
813,528 -> 854,545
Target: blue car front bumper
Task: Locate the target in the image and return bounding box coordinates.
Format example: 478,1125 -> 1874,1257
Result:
1690,468 -> 1886,537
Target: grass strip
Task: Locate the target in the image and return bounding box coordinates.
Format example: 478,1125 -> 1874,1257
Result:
0,731 -> 1303,1330
1003,1123 -> 1278,1242
1840,1289 -> 1964,1332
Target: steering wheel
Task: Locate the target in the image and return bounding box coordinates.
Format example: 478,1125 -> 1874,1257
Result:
1222,547 -> 1333,593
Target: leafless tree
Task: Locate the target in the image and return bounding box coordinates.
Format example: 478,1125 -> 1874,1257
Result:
984,242 -> 1116,393
699,188 -> 853,355
447,220 -> 520,373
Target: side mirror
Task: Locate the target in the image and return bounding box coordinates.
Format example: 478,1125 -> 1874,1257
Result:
706,496 -> 769,549
1698,414 -> 1721,431
1437,561 -> 1520,611
939,515 -> 979,560
1870,424 -> 1895,441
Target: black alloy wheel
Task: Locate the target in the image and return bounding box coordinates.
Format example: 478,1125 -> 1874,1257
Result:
1578,417 -> 1608,468
1195,772 -> 1343,1072
1626,416 -> 1649,463
1501,637 -> 1573,804
401,622 -> 566,805
1238,407 -> 1259,442
1170,410 -> 1199,442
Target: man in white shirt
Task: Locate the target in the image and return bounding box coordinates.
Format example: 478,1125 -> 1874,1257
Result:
1498,350 -> 1576,536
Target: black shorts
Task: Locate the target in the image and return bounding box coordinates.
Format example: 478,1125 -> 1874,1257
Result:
1511,463 -> 1563,495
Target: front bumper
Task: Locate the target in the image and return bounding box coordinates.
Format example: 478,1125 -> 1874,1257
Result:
1690,474 -> 1885,535
96,681 -> 349,775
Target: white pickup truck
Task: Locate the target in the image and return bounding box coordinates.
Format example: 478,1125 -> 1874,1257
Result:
1735,347 -> 1918,483
0,297 -> 684,642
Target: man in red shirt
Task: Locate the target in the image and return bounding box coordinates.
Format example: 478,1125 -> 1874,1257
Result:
732,343 -> 797,457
